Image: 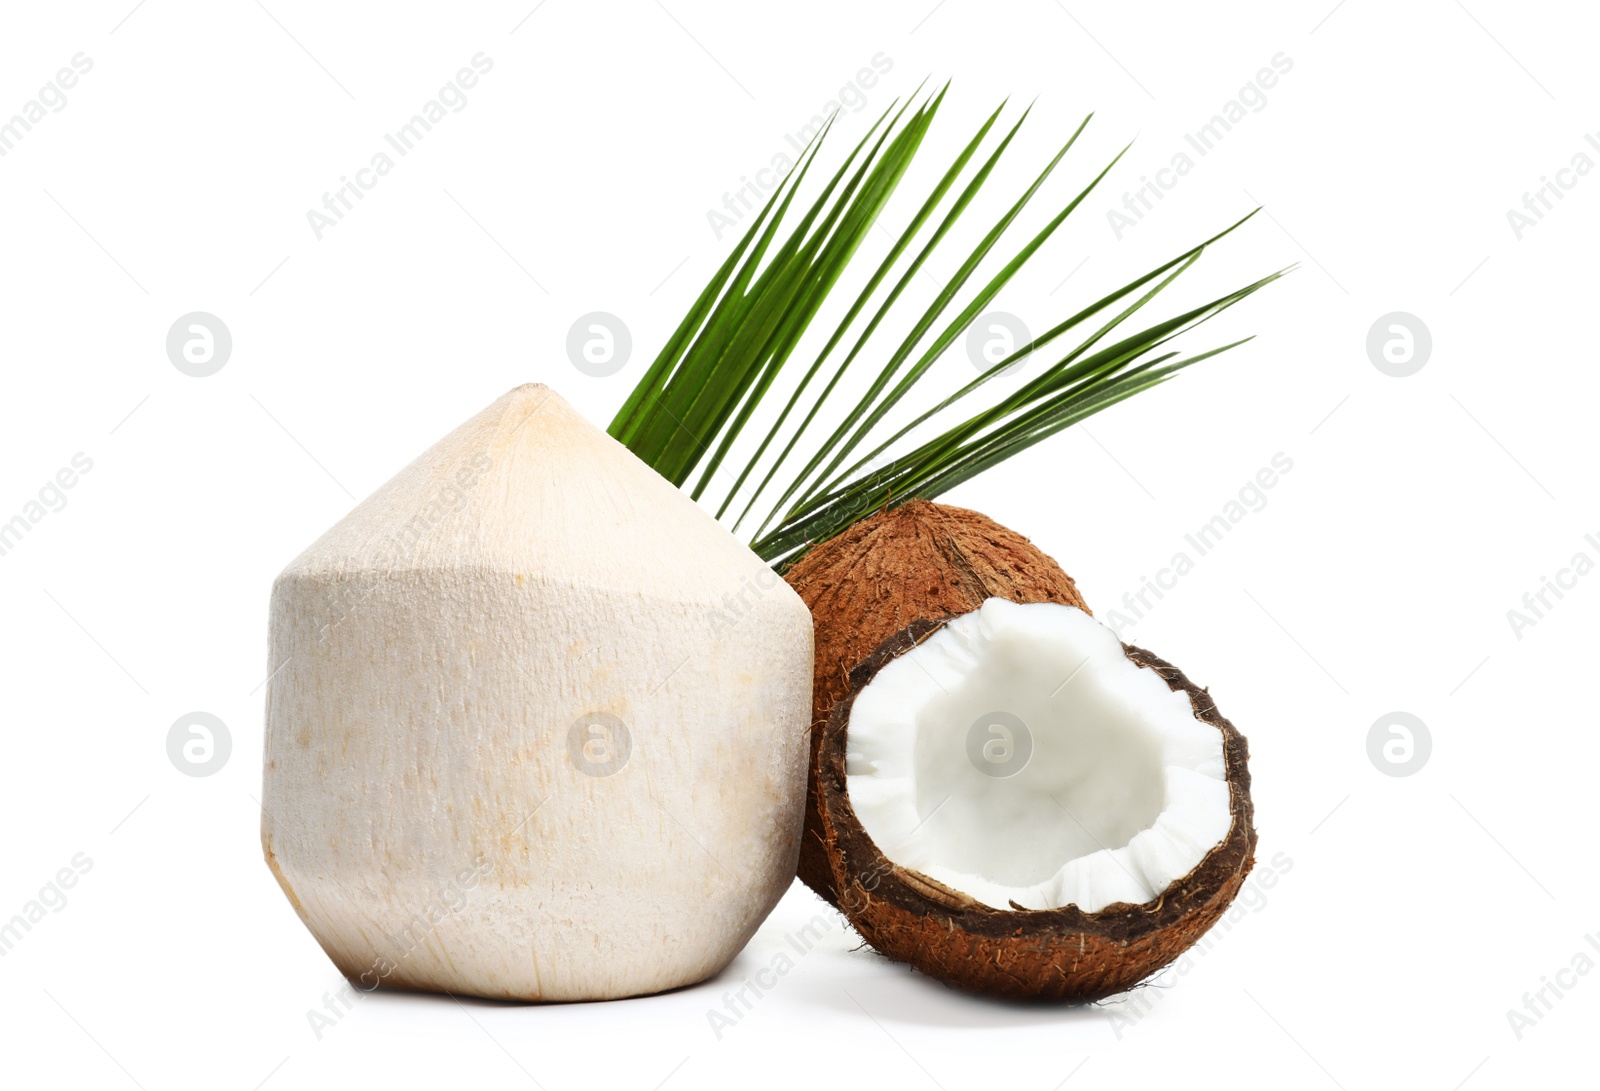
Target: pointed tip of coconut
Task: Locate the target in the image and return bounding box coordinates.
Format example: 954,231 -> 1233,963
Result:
492,382 -> 564,426
480,381 -> 583,442
276,384 -> 794,602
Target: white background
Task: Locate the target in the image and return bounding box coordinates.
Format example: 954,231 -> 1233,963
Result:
1,1 -> 1595,1088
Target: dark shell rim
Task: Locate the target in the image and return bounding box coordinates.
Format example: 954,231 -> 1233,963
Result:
816,610 -> 1258,944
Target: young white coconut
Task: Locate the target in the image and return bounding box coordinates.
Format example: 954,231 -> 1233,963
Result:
261,384 -> 814,1001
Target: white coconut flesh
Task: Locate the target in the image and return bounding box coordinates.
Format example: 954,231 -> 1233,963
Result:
845,598 -> 1232,914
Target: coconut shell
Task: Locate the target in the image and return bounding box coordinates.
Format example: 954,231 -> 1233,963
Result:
783,500 -> 1089,903
815,617 -> 1257,1002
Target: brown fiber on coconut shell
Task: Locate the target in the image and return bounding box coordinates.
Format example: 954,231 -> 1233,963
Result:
783,500 -> 1089,904
815,617 -> 1258,1003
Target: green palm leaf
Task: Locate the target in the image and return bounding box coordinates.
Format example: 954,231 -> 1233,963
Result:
609,87 -> 1288,570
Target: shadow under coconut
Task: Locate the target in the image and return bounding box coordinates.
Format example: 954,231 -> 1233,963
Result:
794,945 -> 1123,1029
342,970 -> 714,1011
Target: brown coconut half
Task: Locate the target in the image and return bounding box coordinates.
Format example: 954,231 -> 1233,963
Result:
784,500 -> 1089,902
814,608 -> 1256,1003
